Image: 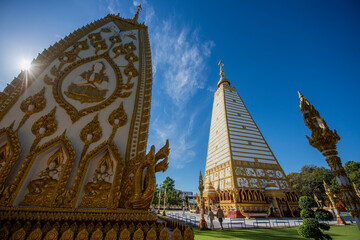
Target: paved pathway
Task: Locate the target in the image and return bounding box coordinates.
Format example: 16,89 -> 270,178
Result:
163,211 -> 354,230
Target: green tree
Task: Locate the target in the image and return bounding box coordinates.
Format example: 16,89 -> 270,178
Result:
161,176 -> 175,191
152,177 -> 182,207
286,165 -> 338,201
344,160 -> 360,187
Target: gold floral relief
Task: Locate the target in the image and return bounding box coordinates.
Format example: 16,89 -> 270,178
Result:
79,114 -> 102,159
108,102 -> 127,141
53,52 -> 133,122
91,40 -> 108,55
64,141 -> 123,209
17,87 -> 46,131
0,125 -> 21,187
4,132 -> 76,207
30,107 -> 57,150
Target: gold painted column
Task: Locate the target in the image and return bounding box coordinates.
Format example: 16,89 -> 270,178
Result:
162,188 -> 167,216
324,181 -> 346,225
299,92 -> 360,230
157,189 -> 161,214
199,171 -> 208,230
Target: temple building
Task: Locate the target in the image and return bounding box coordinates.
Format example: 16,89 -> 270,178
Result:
203,61 -> 299,218
0,8 -> 179,239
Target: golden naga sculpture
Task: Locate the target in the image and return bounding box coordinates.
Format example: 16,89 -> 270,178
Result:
120,140 -> 169,210
298,91 -> 340,151
298,91 -> 360,229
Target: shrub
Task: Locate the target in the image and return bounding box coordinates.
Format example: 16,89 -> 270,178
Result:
301,209 -> 315,219
297,196 -> 332,240
298,218 -> 321,238
315,209 -> 333,221
319,223 -> 330,231
298,196 -> 317,209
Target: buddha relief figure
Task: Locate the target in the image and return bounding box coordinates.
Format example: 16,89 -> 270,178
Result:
65,62 -> 109,103
79,152 -> 113,208
0,143 -> 10,170
21,149 -> 63,206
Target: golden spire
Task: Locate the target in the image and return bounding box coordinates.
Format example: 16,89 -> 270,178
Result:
133,4 -> 142,23
323,180 -> 330,193
219,60 -> 225,77
217,60 -> 230,88
354,183 -> 360,198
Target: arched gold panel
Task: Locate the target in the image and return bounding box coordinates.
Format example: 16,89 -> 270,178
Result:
0,125 -> 21,188
63,141 -> 123,209
4,132 -> 75,207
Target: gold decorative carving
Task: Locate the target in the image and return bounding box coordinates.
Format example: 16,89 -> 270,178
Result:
159,228 -> 169,240
10,228 -> 26,240
105,228 -> 117,240
30,107 -> 57,150
79,114 -> 102,159
146,228 -> 156,240
43,228 -> 59,240
17,87 -> 46,131
91,228 -> 103,239
119,228 -> 130,240
27,228 -> 42,240
172,228 -> 181,240
133,228 -> 143,240
108,102 -> 127,141
79,152 -> 113,208
52,52 -> 133,122
64,61 -> 109,103
0,125 -> 21,187
119,140 -> 169,210
64,141 -> 123,209
75,229 -> 89,240
0,14 -> 147,123
20,148 -> 63,206
3,132 -> 75,207
184,228 -> 194,240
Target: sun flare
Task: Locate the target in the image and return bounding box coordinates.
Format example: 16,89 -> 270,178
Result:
20,58 -> 32,71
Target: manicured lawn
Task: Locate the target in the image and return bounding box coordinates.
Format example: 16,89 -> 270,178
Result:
194,225 -> 360,239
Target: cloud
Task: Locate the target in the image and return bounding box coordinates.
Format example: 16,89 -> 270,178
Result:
151,21 -> 215,106
99,0 -> 215,169
150,110 -> 198,169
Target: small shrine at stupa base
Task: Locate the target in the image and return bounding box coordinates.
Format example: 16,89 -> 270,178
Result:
199,61 -> 299,218
0,7 -> 180,239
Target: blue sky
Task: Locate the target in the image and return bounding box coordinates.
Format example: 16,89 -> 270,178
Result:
1,0 -> 360,194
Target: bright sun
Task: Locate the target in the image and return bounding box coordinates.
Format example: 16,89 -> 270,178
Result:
20,58 -> 32,70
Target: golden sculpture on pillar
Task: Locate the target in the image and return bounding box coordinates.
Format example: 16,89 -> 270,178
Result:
198,171 -> 208,230
162,188 -> 167,216
324,180 -> 346,225
298,91 -> 360,230
158,189 -> 161,214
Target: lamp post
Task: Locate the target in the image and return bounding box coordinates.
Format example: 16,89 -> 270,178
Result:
198,171 -> 208,230
324,180 -> 346,225
157,189 -> 161,214
298,92 -> 360,230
